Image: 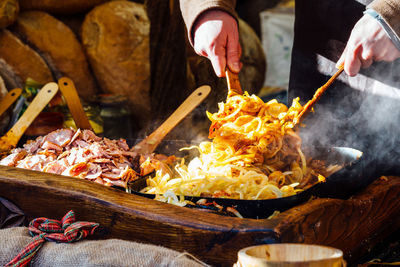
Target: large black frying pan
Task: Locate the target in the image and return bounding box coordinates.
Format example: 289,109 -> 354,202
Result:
313,146 -> 400,199
128,145 -> 367,219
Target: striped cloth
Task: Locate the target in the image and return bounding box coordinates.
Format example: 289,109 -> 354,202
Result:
5,210 -> 99,267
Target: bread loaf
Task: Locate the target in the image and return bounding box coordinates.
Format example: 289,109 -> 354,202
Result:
0,74 -> 7,98
0,29 -> 53,85
82,1 -> 151,126
19,0 -> 108,15
0,0 -> 19,28
237,18 -> 266,96
0,58 -> 23,89
13,11 -> 97,99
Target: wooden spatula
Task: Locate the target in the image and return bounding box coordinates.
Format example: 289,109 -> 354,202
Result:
133,85 -> 211,155
0,88 -> 22,117
226,68 -> 243,97
0,82 -> 59,153
58,77 -> 93,131
294,65 -> 344,126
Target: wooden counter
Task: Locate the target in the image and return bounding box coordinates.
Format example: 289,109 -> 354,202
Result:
0,165 -> 399,266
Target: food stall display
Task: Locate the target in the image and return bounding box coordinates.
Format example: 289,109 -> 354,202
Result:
0,1 -> 399,266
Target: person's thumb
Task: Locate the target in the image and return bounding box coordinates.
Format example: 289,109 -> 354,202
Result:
226,37 -> 242,73
209,53 -> 225,77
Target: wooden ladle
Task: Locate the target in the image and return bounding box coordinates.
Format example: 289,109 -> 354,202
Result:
133,85 -> 211,155
0,88 -> 22,117
0,82 -> 59,153
58,77 -> 93,131
294,65 -> 344,126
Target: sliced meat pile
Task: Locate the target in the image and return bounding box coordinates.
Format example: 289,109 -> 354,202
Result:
0,128 -> 148,189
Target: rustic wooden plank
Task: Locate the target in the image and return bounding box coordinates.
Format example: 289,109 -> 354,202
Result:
0,166 -> 278,266
0,165 -> 398,266
274,176 -> 400,265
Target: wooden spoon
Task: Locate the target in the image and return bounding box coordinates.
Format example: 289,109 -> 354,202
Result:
225,68 -> 243,97
0,88 -> 22,117
58,77 -> 93,131
133,85 -> 211,155
0,82 -> 59,153
294,65 -> 344,126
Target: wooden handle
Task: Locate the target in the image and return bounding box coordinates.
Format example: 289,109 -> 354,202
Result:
58,77 -> 93,131
226,68 -> 242,97
0,88 -> 22,117
134,85 -> 211,154
294,65 -> 344,125
0,82 -> 58,150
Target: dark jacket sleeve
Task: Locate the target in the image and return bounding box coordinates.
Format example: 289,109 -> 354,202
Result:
179,0 -> 237,46
368,0 -> 400,38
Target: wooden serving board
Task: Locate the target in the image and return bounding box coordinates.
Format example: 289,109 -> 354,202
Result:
0,166 -> 398,266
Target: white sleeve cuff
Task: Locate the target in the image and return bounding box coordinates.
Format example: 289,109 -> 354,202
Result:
364,8 -> 400,52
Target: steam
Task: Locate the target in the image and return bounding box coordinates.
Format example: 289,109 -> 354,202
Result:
135,55 -> 400,176
299,58 -> 400,172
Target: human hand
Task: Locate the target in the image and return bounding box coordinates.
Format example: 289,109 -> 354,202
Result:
192,9 -> 242,77
337,13 -> 400,76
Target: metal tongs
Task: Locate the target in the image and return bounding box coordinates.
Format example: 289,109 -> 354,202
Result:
0,83 -> 59,154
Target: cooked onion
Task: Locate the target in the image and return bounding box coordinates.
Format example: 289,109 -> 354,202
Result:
142,92 -> 328,201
